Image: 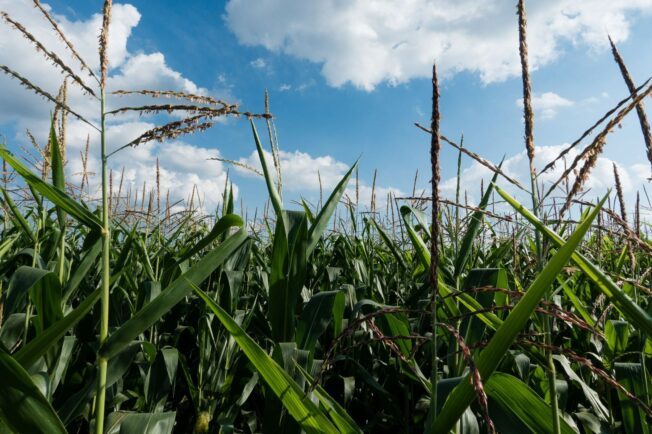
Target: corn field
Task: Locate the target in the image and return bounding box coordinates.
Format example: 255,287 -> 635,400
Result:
1,1 -> 652,433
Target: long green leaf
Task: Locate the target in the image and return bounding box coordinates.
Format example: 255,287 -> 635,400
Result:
0,146 -> 101,231
296,290 -> 344,356
432,194 -> 605,433
269,211 -> 307,342
369,217 -> 407,269
105,411 -> 176,434
14,288 -> 101,369
307,162 -> 356,255
251,120 -> 283,219
614,363 -> 649,434
486,373 -> 576,434
454,167 -> 500,276
496,185 -> 652,336
295,363 -> 363,434
194,287 -> 340,434
99,226 -> 247,360
400,209 -> 503,330
0,348 -> 67,434
0,187 -> 36,243
177,214 -> 243,262
63,234 -> 102,304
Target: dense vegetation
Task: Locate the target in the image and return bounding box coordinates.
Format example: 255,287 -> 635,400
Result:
1,1 -> 652,433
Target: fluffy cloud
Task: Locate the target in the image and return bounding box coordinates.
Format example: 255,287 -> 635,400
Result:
235,148 -> 403,210
0,1 -> 233,210
236,149 -> 350,190
439,144 -> 651,219
516,92 -> 574,120
225,0 -> 652,90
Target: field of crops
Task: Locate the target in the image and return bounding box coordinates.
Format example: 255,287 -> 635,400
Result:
1,1 -> 652,434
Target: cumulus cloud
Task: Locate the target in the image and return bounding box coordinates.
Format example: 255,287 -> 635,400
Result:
225,0 -> 652,90
516,92 -> 574,120
235,148 -> 403,210
439,144 -> 651,219
0,1 -> 233,210
236,149 -> 350,190
64,119 -> 233,213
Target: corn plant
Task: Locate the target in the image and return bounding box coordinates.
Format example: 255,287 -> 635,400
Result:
1,1 -> 652,434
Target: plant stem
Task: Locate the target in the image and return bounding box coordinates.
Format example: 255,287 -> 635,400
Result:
95,87 -> 110,434
545,316 -> 561,434
58,232 -> 66,283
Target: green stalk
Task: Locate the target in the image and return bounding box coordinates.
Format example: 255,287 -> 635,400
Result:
57,233 -> 66,284
454,134 -> 463,258
530,176 -> 560,434
94,87 -> 110,434
544,315 -> 561,434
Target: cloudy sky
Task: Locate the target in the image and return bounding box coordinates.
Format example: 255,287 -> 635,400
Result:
0,0 -> 651,218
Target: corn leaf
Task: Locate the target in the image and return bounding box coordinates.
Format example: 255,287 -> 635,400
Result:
0,348 -> 67,434
432,194 -> 605,433
194,287 -> 340,434
0,145 -> 101,231
99,226 -> 247,360
496,185 -> 652,337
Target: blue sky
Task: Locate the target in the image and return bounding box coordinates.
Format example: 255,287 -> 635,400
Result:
1,0 -> 651,217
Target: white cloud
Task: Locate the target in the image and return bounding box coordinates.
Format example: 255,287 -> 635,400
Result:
250,57 -> 266,68
225,0 -> 652,90
236,149 -> 350,190
235,147 -> 403,210
439,144 -> 651,219
276,80 -> 315,93
516,92 -> 574,120
0,1 -> 234,211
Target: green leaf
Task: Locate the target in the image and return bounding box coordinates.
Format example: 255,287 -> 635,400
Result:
0,145 -> 101,231
99,226 -> 247,360
176,214 -> 243,263
369,217 -> 407,269
251,120 -> 283,220
63,233 -> 101,304
14,288 -> 101,369
496,185 -> 652,337
58,343 -> 139,425
432,194 -> 605,433
296,291 -> 344,357
0,348 -> 67,434
6,266 -> 62,334
400,205 -> 431,269
145,348 -> 178,412
400,210 -> 503,331
1,186 -> 36,243
307,162 -> 356,255
454,167 -> 500,276
614,363 -> 649,434
605,320 -> 630,356
105,411 -> 176,434
295,363 -> 363,434
554,355 -> 608,421
486,373 -> 576,434
194,287 -> 340,434
269,211 -> 307,342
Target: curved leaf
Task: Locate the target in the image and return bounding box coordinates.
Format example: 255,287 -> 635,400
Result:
0,348 -> 67,434
432,194 -> 605,433
99,227 -> 247,360
194,287 -> 340,434
0,145 -> 101,231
